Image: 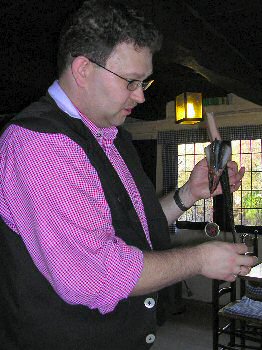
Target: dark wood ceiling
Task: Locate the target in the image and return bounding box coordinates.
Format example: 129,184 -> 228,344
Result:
0,0 -> 261,120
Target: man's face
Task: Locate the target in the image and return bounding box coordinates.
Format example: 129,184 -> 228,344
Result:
82,42 -> 153,128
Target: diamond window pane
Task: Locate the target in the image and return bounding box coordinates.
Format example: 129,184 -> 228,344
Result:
233,208 -> 242,225
185,143 -> 194,154
232,154 -> 240,167
251,191 -> 262,207
232,140 -> 240,155
185,154 -> 195,169
241,140 -> 251,153
242,191 -> 252,208
195,154 -> 203,164
178,155 -> 185,172
177,141 -> 213,223
242,209 -> 262,226
178,144 -> 186,155
241,153 -> 251,171
242,172 -> 251,190
178,171 -> 187,188
233,190 -> 242,208
251,139 -> 261,153
195,142 -> 209,154
252,153 -> 262,171
252,172 -> 262,190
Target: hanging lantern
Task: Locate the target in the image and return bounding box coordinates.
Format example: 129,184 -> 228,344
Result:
175,92 -> 203,124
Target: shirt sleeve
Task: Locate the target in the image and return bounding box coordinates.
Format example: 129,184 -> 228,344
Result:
0,125 -> 144,314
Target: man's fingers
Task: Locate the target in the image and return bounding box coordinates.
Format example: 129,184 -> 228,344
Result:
238,255 -> 258,267
234,243 -> 249,255
233,244 -> 258,272
227,160 -> 238,173
227,162 -> 245,193
237,265 -> 252,276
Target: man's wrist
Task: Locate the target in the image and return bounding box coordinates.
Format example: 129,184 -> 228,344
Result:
173,188 -> 191,212
175,182 -> 198,210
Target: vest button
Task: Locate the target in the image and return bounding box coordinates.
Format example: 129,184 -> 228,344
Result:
144,297 -> 155,309
145,334 -> 156,344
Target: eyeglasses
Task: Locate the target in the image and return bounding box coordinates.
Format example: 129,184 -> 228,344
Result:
88,58 -> 154,91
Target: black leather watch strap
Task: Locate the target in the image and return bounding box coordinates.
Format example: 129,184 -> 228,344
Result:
173,188 -> 190,212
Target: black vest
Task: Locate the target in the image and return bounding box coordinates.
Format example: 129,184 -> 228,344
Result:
0,95 -> 170,350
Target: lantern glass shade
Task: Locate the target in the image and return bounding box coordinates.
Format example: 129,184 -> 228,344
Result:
175,92 -> 203,124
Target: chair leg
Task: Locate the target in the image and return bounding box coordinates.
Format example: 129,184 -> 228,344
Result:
229,281 -> 236,347
212,280 -> 219,350
240,320 -> 246,349
228,319 -> 236,347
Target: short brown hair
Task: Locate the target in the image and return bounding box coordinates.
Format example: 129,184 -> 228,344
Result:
57,0 -> 162,76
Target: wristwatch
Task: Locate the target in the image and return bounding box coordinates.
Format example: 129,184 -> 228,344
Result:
173,188 -> 190,212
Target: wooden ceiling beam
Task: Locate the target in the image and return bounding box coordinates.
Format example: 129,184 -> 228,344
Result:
153,0 -> 262,105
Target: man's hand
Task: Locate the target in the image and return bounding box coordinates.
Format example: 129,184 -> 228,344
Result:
160,157 -> 245,226
197,241 -> 258,282
185,158 -> 245,203
131,241 -> 258,296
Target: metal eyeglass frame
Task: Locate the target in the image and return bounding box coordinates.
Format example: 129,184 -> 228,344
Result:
87,57 -> 154,91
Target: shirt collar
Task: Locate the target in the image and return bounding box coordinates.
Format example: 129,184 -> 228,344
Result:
48,80 -> 81,119
77,109 -> 118,145
48,80 -> 118,144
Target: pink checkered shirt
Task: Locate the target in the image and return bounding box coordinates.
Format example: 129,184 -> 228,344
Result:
0,81 -> 152,314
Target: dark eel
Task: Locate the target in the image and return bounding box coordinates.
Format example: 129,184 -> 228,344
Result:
205,139 -> 237,243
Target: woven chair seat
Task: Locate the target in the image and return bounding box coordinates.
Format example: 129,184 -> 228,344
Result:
219,296 -> 262,325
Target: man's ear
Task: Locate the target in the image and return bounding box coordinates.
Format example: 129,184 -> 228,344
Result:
71,56 -> 92,87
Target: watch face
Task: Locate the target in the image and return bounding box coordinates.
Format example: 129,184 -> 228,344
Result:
205,222 -> 220,238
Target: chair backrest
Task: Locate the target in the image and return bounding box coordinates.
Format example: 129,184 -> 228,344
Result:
212,230 -> 262,349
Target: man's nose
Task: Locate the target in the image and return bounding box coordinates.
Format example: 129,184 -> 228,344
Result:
130,87 -> 145,104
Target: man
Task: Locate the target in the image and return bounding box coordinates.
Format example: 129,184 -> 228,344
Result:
0,1 -> 256,349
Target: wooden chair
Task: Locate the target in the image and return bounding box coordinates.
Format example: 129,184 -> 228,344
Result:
212,230 -> 262,350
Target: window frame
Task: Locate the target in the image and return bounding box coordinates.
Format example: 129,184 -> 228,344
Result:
158,125 -> 262,234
